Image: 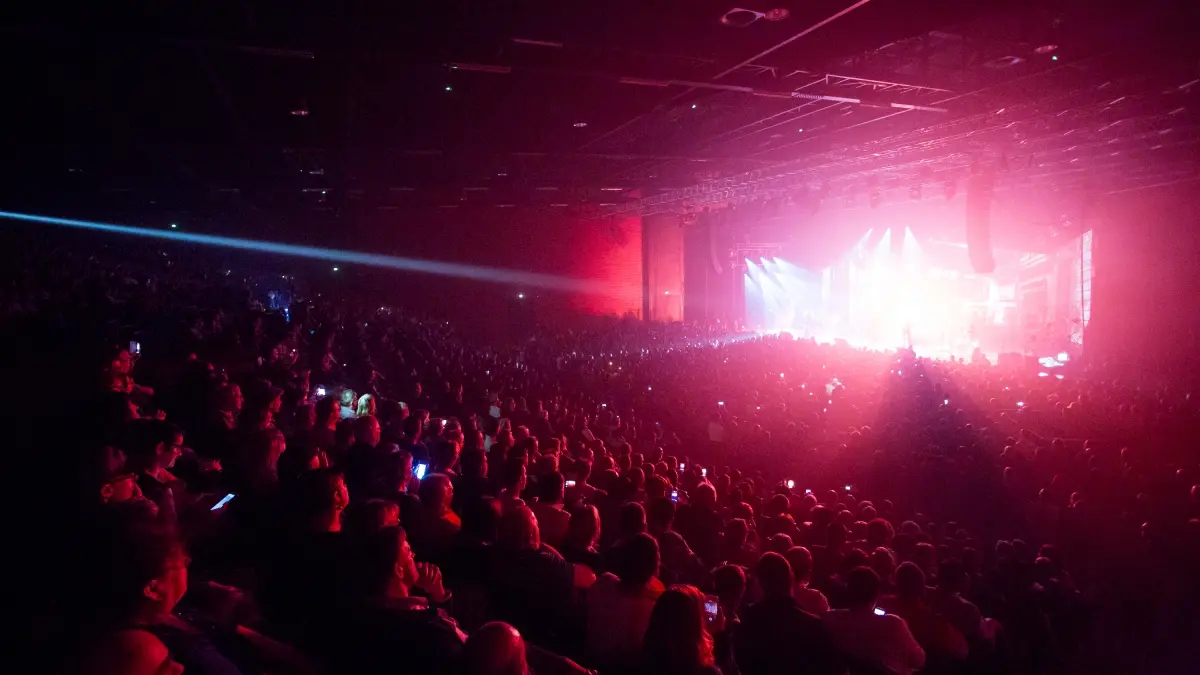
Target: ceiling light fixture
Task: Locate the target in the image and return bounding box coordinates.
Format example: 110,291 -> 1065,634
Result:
721,7 -> 790,27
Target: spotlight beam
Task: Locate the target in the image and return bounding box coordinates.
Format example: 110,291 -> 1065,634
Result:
0,210 -> 609,295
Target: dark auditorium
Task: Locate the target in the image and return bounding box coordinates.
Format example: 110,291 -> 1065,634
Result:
3,2 -> 1200,674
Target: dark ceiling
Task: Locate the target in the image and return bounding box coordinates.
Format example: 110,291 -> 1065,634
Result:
2,0 -> 1197,232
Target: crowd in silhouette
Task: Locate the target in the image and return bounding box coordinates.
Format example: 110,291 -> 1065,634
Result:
6,244 -> 1199,675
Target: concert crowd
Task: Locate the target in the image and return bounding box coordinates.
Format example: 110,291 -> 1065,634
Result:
6,242 -> 1199,675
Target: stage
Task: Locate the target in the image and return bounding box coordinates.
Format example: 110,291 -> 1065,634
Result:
742,226 -> 1090,363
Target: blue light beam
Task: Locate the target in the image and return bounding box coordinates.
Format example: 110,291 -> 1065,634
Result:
0,210 -> 610,295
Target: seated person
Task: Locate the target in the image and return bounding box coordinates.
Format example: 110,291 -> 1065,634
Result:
586,533 -> 665,668
76,507 -> 244,675
487,506 -> 595,651
323,526 -> 463,675
822,567 -> 926,675
415,472 -> 462,561
78,629 -> 186,675
785,546 -> 831,614
736,552 -> 842,675
530,471 -> 571,550
879,562 -> 968,663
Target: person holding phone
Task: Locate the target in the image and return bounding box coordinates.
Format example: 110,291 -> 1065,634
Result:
877,563 -> 968,664
642,585 -> 722,675
530,472 -> 570,549
821,567 -> 925,675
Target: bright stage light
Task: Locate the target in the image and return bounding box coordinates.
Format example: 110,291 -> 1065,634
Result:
0,210 -> 612,296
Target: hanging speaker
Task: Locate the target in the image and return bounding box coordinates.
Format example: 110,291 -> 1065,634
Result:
966,171 -> 996,273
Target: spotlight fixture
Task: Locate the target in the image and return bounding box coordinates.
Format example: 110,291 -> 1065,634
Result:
720,7 -> 789,27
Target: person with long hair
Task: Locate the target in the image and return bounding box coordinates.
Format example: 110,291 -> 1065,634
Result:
356,393 -> 376,418
641,585 -> 721,675
312,396 -> 340,451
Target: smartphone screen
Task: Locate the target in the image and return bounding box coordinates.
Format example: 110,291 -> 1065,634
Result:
786,479 -> 795,489
565,480 -> 577,488
414,463 -> 428,481
844,484 -> 853,492
210,493 -> 235,511
701,468 -> 707,478
873,607 -> 887,616
129,340 -> 141,355
805,488 -> 813,495
670,490 -> 679,503
704,596 -> 719,621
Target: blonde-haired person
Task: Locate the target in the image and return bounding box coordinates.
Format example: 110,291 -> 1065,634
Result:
356,393 -> 376,418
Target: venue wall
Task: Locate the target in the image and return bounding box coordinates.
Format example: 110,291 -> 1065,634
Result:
643,214 -> 685,322
346,208 -> 644,342
1090,183 -> 1200,377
